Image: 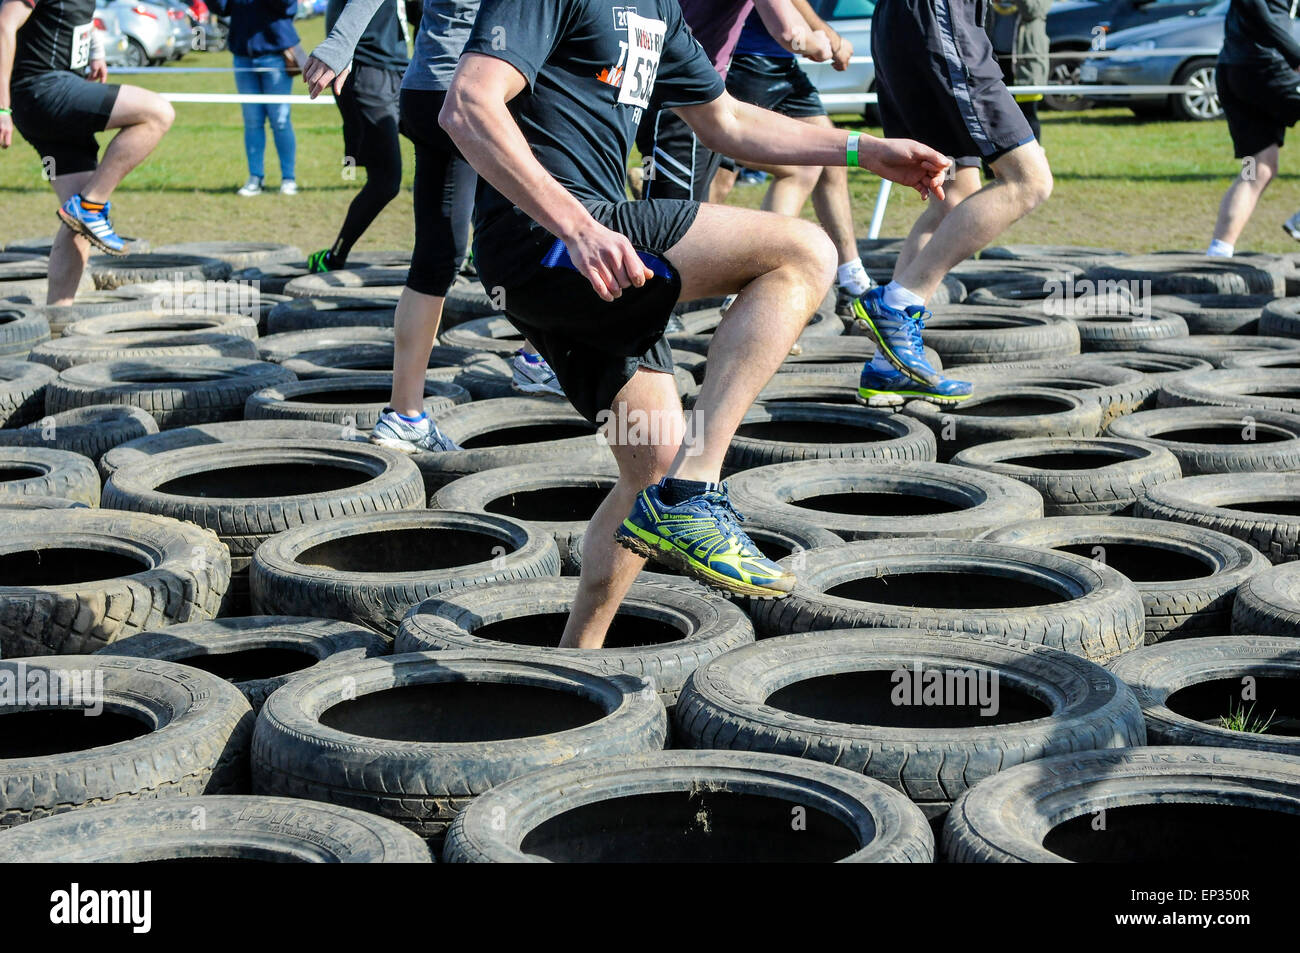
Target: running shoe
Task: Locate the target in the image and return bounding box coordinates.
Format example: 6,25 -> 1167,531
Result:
280,180 -> 298,196
850,285 -> 941,386
511,350 -> 565,397
369,408 -> 462,454
1284,212 -> 1300,242
306,249 -> 336,273
57,195 -> 127,255
857,362 -> 973,408
836,276 -> 875,318
237,177 -> 264,197
614,481 -> 795,599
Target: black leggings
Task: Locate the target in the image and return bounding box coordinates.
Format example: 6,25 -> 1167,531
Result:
332,66 -> 404,264
400,88 -> 477,297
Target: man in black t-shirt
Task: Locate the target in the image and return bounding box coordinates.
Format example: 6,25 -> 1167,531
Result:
0,0 -> 174,301
441,0 -> 947,648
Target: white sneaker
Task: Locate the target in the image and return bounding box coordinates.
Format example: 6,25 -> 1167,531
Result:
511,350 -> 565,397
237,177 -> 263,197
1284,212 -> 1300,242
280,180 -> 298,196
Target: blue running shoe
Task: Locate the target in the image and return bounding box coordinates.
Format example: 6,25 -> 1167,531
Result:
57,195 -> 127,255
615,481 -> 795,599
858,363 -> 974,408
851,285 -> 940,386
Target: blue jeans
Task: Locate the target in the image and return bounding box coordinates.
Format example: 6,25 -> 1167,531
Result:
233,53 -> 296,181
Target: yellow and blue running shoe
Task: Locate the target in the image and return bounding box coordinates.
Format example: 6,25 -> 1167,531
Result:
858,362 -> 973,408
615,480 -> 795,599
851,285 -> 941,386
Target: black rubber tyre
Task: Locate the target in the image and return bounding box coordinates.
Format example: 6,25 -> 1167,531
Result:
265,296 -> 396,334
438,315 -> 526,355
47,357 -> 297,430
0,446 -> 101,506
983,515 -> 1269,642
1260,297 -> 1300,338
1136,473 -> 1300,562
1084,254 -> 1286,295
751,537 -> 1145,661
251,651 -> 668,844
1139,334 -> 1300,367
1222,348 -> 1300,370
787,333 -> 944,373
63,310 -> 259,341
755,372 -> 860,405
1232,561 -> 1300,635
0,359 -> 56,427
256,326 -> 395,363
1149,293 -> 1274,335
252,510 -> 561,635
232,263 -> 310,295
901,386 -> 1105,461
97,616 -> 391,712
0,306 -> 50,357
89,254 -> 233,291
30,330 -> 259,371
0,654 -> 253,828
99,418 -> 366,478
950,360 -> 1152,425
947,259 -> 1083,292
0,495 -> 87,509
920,307 -> 1081,363
283,267 -> 407,301
432,462 -> 617,574
244,374 -> 469,430
1107,406 -> 1300,475
726,458 -> 1042,541
1109,636 -> 1300,752
675,630 -> 1144,815
1158,367 -> 1300,415
443,276 -> 500,324
950,436 -> 1182,516
418,398 -> 613,492
396,577 -> 753,705
725,403 -> 936,472
443,749 -> 933,863
980,244 -> 1126,267
153,241 -> 304,269
1060,349 -> 1212,389
9,291 -> 163,340
941,745 -> 1300,863
1070,309 -> 1190,352
0,795 -> 432,862
0,404 -> 158,462
103,440 -> 425,580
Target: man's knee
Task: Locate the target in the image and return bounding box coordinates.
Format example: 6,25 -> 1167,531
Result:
1018,151 -> 1053,210
154,97 -> 175,130
796,220 -> 837,290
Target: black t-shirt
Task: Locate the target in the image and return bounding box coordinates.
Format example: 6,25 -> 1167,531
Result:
1220,0 -> 1300,69
11,0 -> 98,85
463,0 -> 725,236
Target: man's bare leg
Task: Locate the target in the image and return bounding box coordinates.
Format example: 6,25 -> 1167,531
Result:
892,141 -> 1052,301
80,85 -> 174,203
709,165 -> 738,204
1211,145 -> 1279,251
46,170 -> 94,305
389,286 -> 445,416
891,164 -> 982,280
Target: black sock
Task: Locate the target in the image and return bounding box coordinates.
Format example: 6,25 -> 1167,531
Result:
657,477 -> 719,504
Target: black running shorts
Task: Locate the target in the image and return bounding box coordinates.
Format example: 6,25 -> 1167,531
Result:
1217,62 -> 1300,159
10,70 -> 119,175
725,54 -> 827,118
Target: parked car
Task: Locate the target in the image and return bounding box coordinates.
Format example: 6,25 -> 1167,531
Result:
161,0 -> 196,59
801,0 -> 877,120
106,0 -> 178,65
1045,0 -> 1216,109
93,6 -> 133,68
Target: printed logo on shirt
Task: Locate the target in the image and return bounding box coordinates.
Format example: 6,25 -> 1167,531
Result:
612,6 -> 637,29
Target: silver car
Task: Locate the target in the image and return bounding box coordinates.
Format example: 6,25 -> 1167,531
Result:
802,0 -> 877,120
93,7 -> 133,68
106,0 -> 178,66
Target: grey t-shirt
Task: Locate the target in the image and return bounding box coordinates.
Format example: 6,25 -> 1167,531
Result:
312,0 -> 476,90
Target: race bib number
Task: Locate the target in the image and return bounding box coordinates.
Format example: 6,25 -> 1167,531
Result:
70,22 -> 93,70
618,12 -> 665,109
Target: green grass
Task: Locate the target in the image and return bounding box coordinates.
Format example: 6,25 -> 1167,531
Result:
1218,701 -> 1278,734
3,16 -> 1298,257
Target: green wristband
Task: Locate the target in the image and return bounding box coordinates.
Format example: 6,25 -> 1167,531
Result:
846,132 -> 860,168
0,107 -> 11,116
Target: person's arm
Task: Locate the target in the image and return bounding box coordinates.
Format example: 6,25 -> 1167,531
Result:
790,0 -> 852,70
1239,0 -> 1300,68
0,0 -> 34,149
303,0 -> 387,94
440,53 -> 654,303
754,0 -> 832,61
88,21 -> 106,82
675,91 -> 949,198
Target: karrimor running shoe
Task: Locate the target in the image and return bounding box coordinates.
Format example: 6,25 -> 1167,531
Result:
615,480 -> 795,599
369,408 -> 462,454
57,195 -> 127,255
858,362 -> 973,408
851,285 -> 941,386
306,249 -> 336,273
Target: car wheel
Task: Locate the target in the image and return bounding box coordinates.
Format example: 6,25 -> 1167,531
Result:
1171,59 -> 1222,121
1044,56 -> 1092,112
122,38 -> 147,68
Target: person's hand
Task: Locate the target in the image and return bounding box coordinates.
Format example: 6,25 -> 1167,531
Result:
88,58 -> 108,82
302,54 -> 348,98
0,113 -> 12,149
832,35 -> 853,72
861,136 -> 950,201
798,29 -> 832,62
563,219 -> 654,302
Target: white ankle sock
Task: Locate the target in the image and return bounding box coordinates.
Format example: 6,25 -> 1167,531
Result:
837,258 -> 873,297
882,281 -> 925,311
1206,239 -> 1234,258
